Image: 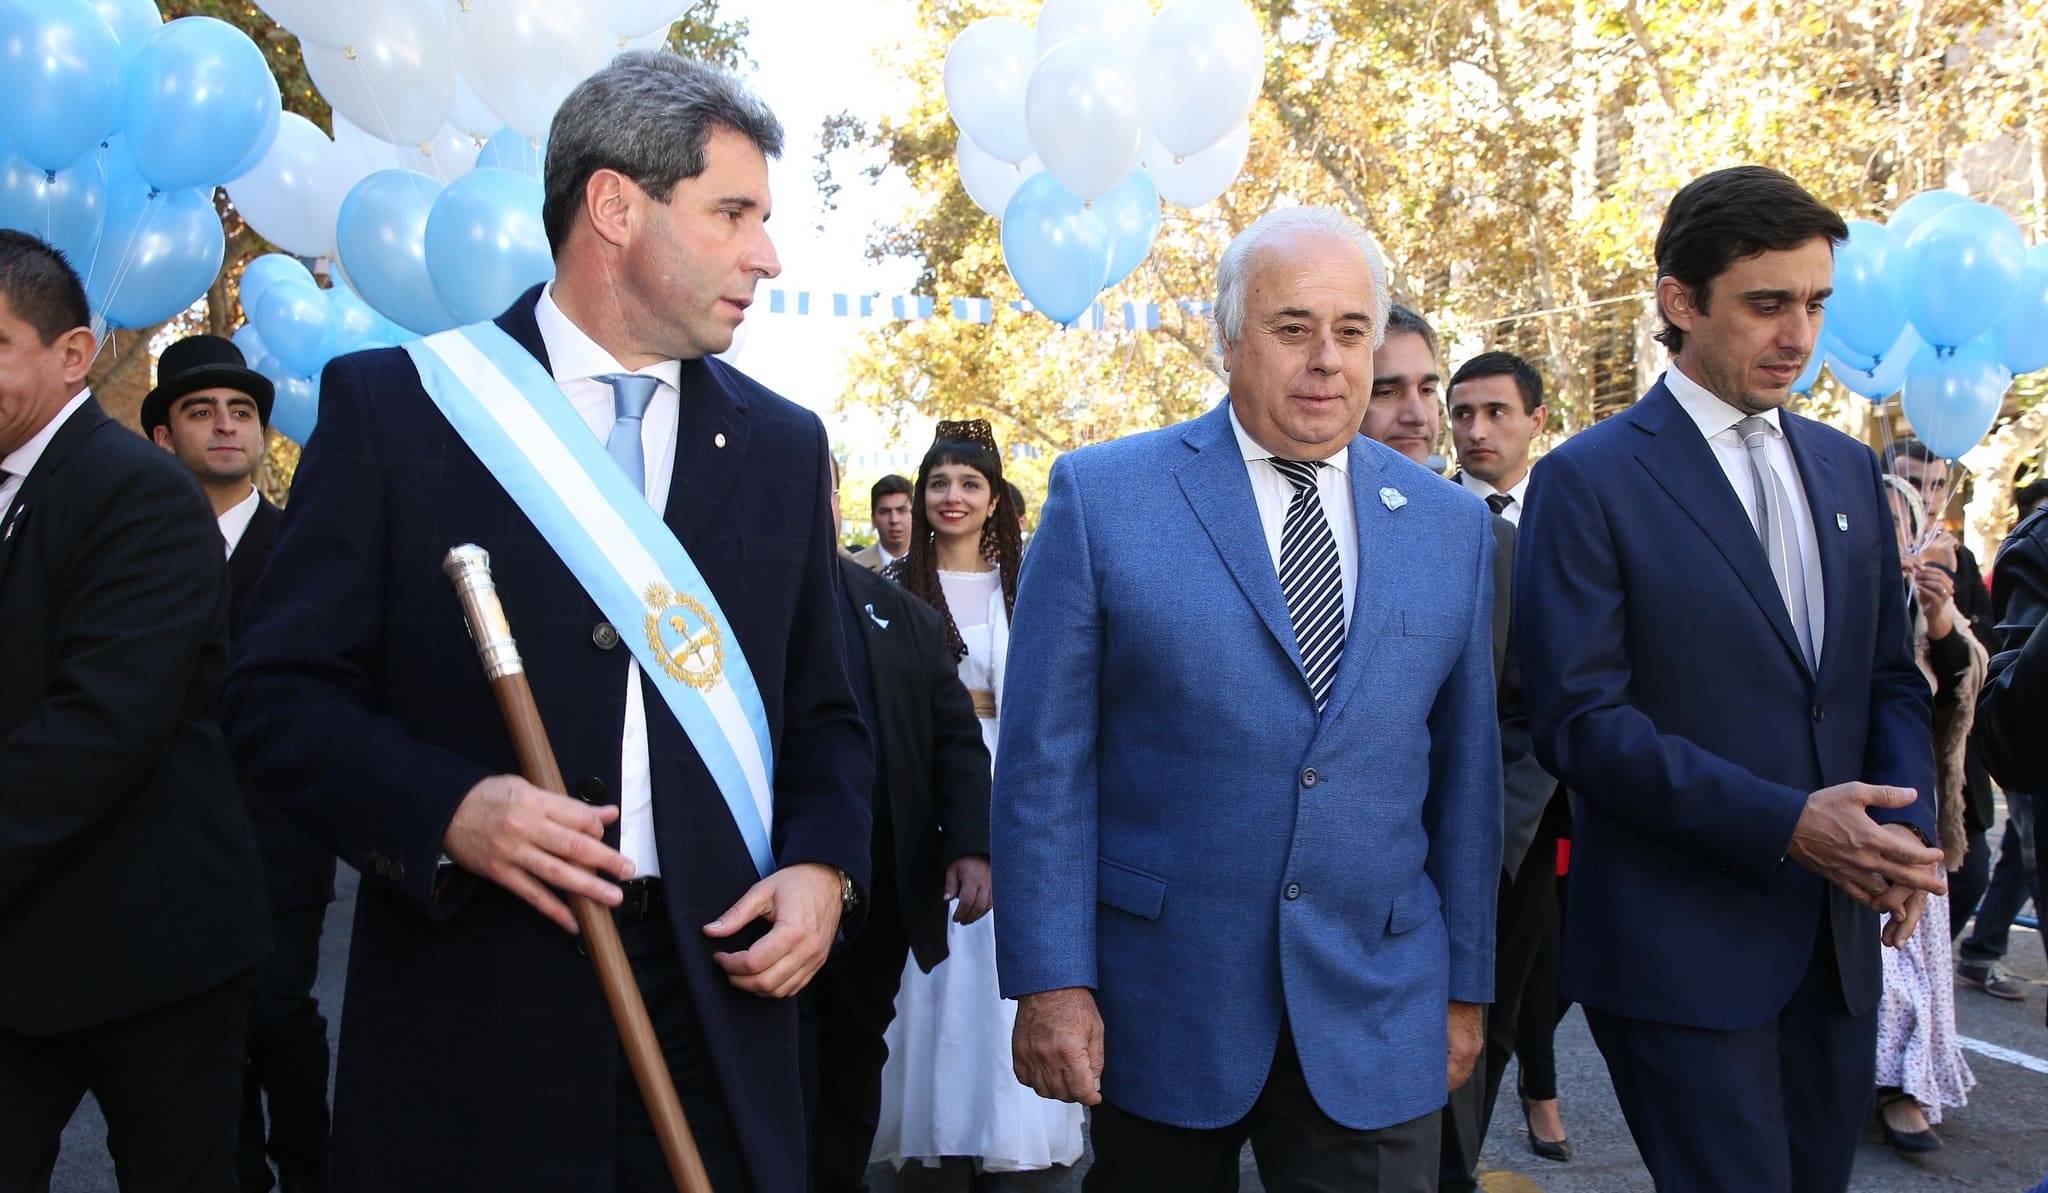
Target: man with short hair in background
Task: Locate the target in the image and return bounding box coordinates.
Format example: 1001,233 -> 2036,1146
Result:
854,474 -> 913,571
1447,351 -> 1547,525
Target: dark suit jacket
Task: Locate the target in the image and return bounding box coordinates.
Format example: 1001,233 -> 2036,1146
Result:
0,397 -> 270,1036
1484,511 -> 1557,879
1516,382 -> 1935,1031
1978,508 -> 2048,791
221,288 -> 873,1192
227,496 -> 336,913
836,556 -> 990,971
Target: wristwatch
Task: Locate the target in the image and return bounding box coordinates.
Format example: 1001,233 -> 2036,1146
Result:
837,867 -> 859,919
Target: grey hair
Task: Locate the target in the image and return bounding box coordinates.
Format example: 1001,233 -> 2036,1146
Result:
542,50 -> 784,253
1212,206 -> 1393,358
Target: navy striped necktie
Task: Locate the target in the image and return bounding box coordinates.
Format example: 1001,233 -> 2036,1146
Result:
1268,457 -> 1345,709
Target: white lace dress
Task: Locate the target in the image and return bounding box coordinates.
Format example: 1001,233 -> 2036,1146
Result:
870,568 -> 1085,1172
1874,894 -> 1974,1121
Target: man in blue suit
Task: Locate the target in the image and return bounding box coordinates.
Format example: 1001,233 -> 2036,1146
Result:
1515,166 -> 1946,1193
222,53 -> 871,1193
993,207 -> 1503,1191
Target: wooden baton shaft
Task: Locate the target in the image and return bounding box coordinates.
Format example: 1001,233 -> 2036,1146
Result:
444,546 -> 714,1193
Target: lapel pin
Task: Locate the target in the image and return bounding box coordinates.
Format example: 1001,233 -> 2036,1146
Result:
1836,513 -> 1848,532
714,432 -> 727,449
864,602 -> 890,629
3,506 -> 22,541
1380,486 -> 1407,512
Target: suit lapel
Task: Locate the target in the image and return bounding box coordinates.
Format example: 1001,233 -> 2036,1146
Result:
227,498 -> 279,593
664,358 -> 750,549
1315,439 -> 1394,726
1783,411 -> 1845,679
1174,403 -> 1301,676
0,397 -> 105,594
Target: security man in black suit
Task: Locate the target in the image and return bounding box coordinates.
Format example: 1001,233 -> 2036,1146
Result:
0,232 -> 271,1188
144,335 -> 337,1193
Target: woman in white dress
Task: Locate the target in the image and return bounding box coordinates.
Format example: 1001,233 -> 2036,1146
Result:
875,420 -> 1084,1178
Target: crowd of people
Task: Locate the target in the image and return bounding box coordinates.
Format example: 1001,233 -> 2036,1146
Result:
1,45 -> 2045,1193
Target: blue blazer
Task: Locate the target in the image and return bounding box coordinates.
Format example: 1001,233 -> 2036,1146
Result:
220,287 -> 872,1192
992,401 -> 1503,1132
1514,382 -> 1936,1031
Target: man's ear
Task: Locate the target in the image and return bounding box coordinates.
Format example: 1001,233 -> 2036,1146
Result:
150,425 -> 174,450
56,325 -> 96,386
1657,276 -> 1697,335
582,169 -> 634,250
1530,403 -> 1548,435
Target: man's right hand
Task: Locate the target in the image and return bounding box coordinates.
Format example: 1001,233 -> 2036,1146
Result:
1786,782 -> 1947,908
443,775 -> 633,933
1013,986 -> 1105,1106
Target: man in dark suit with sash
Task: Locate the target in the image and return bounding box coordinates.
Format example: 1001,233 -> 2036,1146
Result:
223,52 -> 872,1193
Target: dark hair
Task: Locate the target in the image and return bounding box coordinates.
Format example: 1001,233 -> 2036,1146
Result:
1383,304 -> 1438,360
887,439 -> 1022,661
869,473 -> 912,515
0,230 -> 89,345
1881,437 -> 1940,472
1653,166 -> 1848,354
2015,480 -> 2048,521
543,50 -> 784,254
1449,351 -> 1545,414
1005,481 -> 1027,521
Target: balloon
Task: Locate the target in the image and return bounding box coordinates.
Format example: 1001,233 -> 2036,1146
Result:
474,127 -> 544,182
1000,171 -> 1112,325
1025,37 -> 1143,202
1141,0 -> 1264,158
230,322 -> 266,367
1097,169 -> 1160,288
1901,339 -> 2009,459
121,17 -> 281,191
606,24 -> 671,58
1887,188 -> 1967,245
254,0 -> 383,50
1035,0 -> 1153,62
226,114 -> 338,257
236,252 -> 316,319
0,0 -> 126,172
601,0 -> 683,38
90,0 -> 161,62
1823,219 -> 1907,361
218,97 -> 283,186
88,186 -> 226,328
303,1 -> 455,147
265,368 -> 320,444
325,282 -> 388,355
1824,323 -> 1921,401
447,76 -> 502,141
956,136 -> 1041,219
1140,119 -> 1250,208
1789,345 -> 1823,395
448,0 -> 608,140
1904,201 -> 2026,348
335,169 -> 460,334
943,18 -> 1036,164
0,149 -> 107,274
334,113 -> 476,183
252,279 -> 335,378
424,166 -> 554,325
1990,243 -> 2048,376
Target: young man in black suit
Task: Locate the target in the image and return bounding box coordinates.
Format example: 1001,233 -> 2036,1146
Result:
0,232 -> 271,1187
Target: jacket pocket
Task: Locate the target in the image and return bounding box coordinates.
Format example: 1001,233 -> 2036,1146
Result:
1401,608 -> 1462,638
1388,876 -> 1442,934
1097,856 -> 1168,920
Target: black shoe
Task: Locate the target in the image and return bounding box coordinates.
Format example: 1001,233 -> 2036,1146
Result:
1876,1090 -> 1942,1154
1522,1097 -> 1572,1162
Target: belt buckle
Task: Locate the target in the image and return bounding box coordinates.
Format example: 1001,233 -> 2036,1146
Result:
617,877 -> 661,921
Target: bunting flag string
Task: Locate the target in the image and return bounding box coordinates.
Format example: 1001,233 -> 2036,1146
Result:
758,289 -> 1208,331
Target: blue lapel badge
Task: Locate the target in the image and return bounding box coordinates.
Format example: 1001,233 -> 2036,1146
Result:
864,602 -> 890,629
1380,486 -> 1407,511
1836,513 -> 1848,532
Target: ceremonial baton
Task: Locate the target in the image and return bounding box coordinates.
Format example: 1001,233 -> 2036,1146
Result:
444,544 -> 714,1193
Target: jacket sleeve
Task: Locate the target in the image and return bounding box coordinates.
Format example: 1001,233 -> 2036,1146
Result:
909,598 -> 992,863
1493,521 -> 1556,879
1858,451 -> 1940,844
1978,520 -> 2048,791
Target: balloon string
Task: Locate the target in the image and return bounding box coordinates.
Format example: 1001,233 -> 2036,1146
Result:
78,144 -> 115,299
95,191 -> 169,336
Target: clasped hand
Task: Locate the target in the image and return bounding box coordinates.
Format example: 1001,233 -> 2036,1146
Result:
1788,782 -> 1947,947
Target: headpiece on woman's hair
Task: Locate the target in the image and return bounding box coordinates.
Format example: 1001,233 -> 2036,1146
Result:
933,418 -> 1000,458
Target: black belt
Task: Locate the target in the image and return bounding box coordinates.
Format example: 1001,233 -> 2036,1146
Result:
614,877 -> 665,922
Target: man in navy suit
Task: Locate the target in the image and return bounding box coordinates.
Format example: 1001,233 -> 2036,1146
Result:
222,53 -> 871,1193
994,207 -> 1502,1192
1515,166 -> 1945,1192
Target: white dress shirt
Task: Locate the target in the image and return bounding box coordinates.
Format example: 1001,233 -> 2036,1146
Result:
1664,366 -> 1826,658
1228,406 -> 1358,627
217,485 -> 261,557
534,285 -> 683,878
1458,469 -> 1530,525
0,389 -> 92,519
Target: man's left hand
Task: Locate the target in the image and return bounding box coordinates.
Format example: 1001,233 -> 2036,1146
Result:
704,862 -> 844,998
1448,1000 -> 1484,1091
945,855 -> 992,924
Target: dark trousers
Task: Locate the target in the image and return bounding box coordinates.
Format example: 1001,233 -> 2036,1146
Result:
1947,825 -> 1992,940
1961,792 -> 2038,961
1084,1024 -> 1440,1193
0,968 -> 255,1193
237,906 -> 330,1193
614,911 -> 752,1193
801,854 -> 910,1193
1586,920 -> 1872,1193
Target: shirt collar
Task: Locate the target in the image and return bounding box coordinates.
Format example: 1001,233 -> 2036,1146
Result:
218,484 -> 262,554
1226,403 -> 1352,474
1663,364 -> 1783,441
1,388 -> 93,484
1458,469 -> 1529,506
534,285 -> 684,394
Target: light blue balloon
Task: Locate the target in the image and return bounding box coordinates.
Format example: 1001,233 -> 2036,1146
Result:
263,365 -> 319,445
424,167 -> 554,325
87,185 -> 225,328
237,252 -> 314,321
474,128 -> 544,182
324,283 -> 384,357
1789,346 -> 1823,395
1825,220 -> 1907,361
91,0 -> 161,62
231,322 -> 265,367
0,0 -> 126,172
1000,171 -> 1112,326
253,278 -> 334,378
1990,243 -> 2048,376
1906,201 -> 2027,348
1825,324 -> 1922,401
1901,339 -> 2008,459
0,148 -> 106,274
1887,189 -> 1968,245
1098,169 -> 1161,289
97,133 -> 141,194
336,169 -> 460,335
217,98 -> 281,187
120,16 -> 281,192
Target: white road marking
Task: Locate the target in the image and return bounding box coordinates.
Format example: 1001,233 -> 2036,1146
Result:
1959,1035 -> 2048,1076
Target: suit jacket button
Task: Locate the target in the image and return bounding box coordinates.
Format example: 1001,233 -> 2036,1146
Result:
576,777 -> 608,804
1300,768 -> 1319,789
1284,881 -> 1302,900
1811,704 -> 1824,722
593,621 -> 620,650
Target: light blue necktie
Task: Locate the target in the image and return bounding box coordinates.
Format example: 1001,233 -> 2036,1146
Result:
596,373 -> 660,495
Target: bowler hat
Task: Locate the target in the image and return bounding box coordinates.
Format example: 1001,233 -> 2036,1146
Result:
140,335 -> 274,434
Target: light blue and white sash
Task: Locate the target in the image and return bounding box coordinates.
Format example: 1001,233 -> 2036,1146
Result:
406,322 -> 775,877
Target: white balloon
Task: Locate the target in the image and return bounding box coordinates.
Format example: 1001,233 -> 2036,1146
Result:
1142,0 -> 1263,157
607,25 -> 673,60
227,113 -> 339,257
256,0 -> 385,50
601,0 -> 683,39
447,76 -> 502,141
1140,119 -> 1248,208
449,0 -> 610,140
337,115 -> 478,183
1025,37 -> 1143,202
943,18 -> 1037,165
303,0 -> 455,146
957,137 -> 1044,219
1034,0 -> 1153,63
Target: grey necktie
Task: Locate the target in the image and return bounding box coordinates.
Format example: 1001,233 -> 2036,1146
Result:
596,373 -> 660,495
1736,415 -> 1816,668
1485,492 -> 1513,517
1268,457 -> 1346,710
